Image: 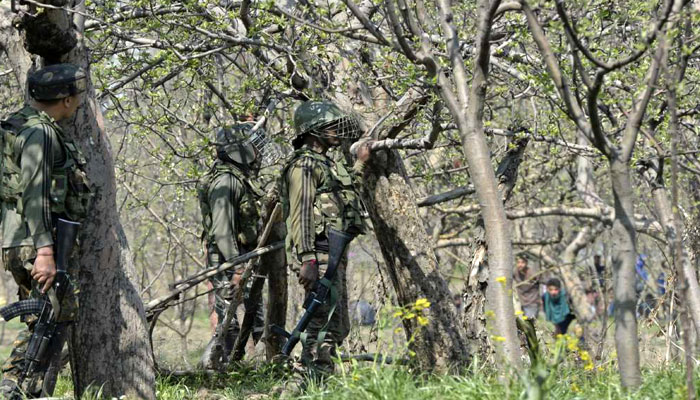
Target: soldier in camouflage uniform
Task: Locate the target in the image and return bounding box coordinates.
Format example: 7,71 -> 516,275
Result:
279,100 -> 370,375
198,121 -> 273,363
0,64 -> 92,398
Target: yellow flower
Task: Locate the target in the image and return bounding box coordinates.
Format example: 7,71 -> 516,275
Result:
414,298 -> 431,310
495,276 -> 507,286
515,310 -> 524,316
394,327 -> 403,334
597,366 -> 604,372
492,335 -> 506,342
580,351 -> 590,361
404,312 -> 416,319
571,383 -> 580,393
584,362 -> 594,371
566,337 -> 579,352
417,316 -> 429,326
393,310 -> 404,318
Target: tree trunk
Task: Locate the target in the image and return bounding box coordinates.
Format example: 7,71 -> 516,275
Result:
464,137 -> 528,361
361,149 -> 470,370
263,223 -> 288,360
609,159 -> 641,387
643,161 -> 700,340
0,10 -> 32,93
560,227 -> 597,324
453,0 -> 520,366
0,5 -> 156,398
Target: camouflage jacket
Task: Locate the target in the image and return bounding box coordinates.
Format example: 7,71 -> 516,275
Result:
198,162 -> 262,262
1,105 -> 91,249
279,145 -> 366,263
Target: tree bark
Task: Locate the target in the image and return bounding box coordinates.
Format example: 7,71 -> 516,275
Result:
437,0 -> 520,365
263,223 -> 288,360
609,159 -> 641,387
642,161 -> 700,339
0,5 -> 156,398
560,227 -> 597,324
361,149 -> 470,370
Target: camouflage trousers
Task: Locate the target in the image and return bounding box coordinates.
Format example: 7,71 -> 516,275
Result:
292,259 -> 350,375
1,246 -> 79,397
209,267 -> 265,358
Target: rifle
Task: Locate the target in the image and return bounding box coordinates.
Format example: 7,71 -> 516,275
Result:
272,228 -> 355,357
0,218 -> 80,393
145,240 -> 284,320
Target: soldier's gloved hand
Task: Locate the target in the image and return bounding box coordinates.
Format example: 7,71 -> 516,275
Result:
299,259 -> 319,291
32,247 -> 57,293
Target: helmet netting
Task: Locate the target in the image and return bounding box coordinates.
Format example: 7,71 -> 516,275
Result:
248,128 -> 282,167
309,114 -> 362,140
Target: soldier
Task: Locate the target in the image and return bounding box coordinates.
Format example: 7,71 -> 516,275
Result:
0,64 -> 92,398
198,121 -> 273,364
279,100 -> 370,376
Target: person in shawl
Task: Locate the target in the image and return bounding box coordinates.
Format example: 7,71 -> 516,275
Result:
542,278 -> 576,336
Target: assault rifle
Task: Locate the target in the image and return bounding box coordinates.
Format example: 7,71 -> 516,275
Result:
272,228 -> 355,357
0,218 -> 80,392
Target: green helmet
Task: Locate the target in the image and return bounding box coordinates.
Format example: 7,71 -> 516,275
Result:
28,63 -> 87,101
293,101 -> 362,147
216,122 -> 279,168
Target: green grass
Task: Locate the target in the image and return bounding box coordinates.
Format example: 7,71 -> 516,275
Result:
299,363 -> 699,400
45,360 -> 700,399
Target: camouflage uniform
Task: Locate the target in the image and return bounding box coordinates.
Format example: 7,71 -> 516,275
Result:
198,141 -> 265,358
0,64 -> 91,397
280,101 -> 366,374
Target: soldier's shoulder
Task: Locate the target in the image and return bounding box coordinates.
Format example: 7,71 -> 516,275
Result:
209,168 -> 246,190
11,108 -> 59,137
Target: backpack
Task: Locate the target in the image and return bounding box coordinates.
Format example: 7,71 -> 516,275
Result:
0,111 -> 40,215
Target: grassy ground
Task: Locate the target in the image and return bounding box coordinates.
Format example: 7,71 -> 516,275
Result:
49,362 -> 696,400
3,309 -> 695,399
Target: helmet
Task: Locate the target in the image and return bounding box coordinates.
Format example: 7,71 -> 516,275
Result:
216,122 -> 279,168
293,101 -> 362,147
28,63 -> 87,101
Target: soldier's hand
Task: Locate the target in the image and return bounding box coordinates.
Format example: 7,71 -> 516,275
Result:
299,259 -> 319,291
356,141 -> 373,162
231,270 -> 243,288
228,271 -> 244,301
32,252 -> 57,293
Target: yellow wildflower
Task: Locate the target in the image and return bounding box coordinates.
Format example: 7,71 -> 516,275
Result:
492,335 -> 506,342
393,310 -> 404,318
414,298 -> 431,310
495,276 -> 507,286
515,310 -> 524,316
394,327 -> 403,334
584,362 -> 594,371
417,316 -> 429,326
580,351 -> 590,361
404,312 -> 416,319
